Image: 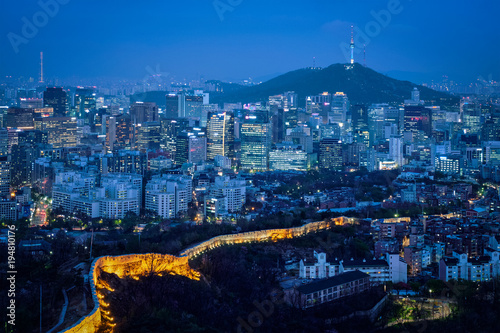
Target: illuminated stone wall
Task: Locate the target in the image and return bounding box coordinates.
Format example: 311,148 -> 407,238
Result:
61,217 -> 355,332
61,257 -> 101,333
180,218 -> 355,258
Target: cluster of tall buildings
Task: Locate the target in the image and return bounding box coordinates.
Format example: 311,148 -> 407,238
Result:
0,77 -> 499,222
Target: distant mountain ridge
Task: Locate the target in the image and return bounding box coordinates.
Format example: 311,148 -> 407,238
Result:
131,63 -> 457,108
211,63 -> 457,106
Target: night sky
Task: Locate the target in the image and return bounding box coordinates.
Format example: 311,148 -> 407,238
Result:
1,0 -> 499,83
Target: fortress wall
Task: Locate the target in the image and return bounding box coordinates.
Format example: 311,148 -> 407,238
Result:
62,218 -> 355,332
179,219 -> 344,258
60,258 -> 101,333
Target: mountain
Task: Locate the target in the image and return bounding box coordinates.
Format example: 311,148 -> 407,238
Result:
211,63 -> 457,106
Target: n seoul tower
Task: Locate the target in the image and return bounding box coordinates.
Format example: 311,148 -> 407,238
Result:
350,25 -> 355,64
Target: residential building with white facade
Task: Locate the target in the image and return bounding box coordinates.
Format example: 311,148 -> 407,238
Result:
209,176 -> 246,213
145,174 -> 190,218
287,271 -> 370,309
439,250 -> 500,282
52,171 -> 142,219
299,251 -> 407,284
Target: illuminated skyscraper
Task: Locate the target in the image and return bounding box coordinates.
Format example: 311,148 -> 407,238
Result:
0,156 -> 10,198
404,106 -> 432,142
270,105 -> 285,144
329,92 -> 350,127
207,111 -> 234,160
460,97 -> 481,134
135,121 -> 161,150
74,88 -> 96,121
105,115 -> 134,151
389,135 -> 404,167
0,129 -> 9,197
34,117 -> 78,148
43,87 -> 67,116
240,112 -> 272,171
165,93 -> 179,119
351,104 -> 369,147
178,92 -> 205,119
175,129 -> 207,165
319,138 -> 342,171
5,108 -> 34,129
130,102 -> 158,124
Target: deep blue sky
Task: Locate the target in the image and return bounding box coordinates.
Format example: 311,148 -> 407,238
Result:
1,0 -> 499,84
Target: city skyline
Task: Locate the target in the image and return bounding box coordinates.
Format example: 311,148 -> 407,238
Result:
2,2 -> 500,332
1,0 -> 499,84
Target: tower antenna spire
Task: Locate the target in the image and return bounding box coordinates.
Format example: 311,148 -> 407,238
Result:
350,25 -> 355,65
313,56 -> 316,68
39,52 -> 44,83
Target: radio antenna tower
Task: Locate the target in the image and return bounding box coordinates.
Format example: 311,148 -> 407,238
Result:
350,25 -> 355,64
39,52 -> 44,83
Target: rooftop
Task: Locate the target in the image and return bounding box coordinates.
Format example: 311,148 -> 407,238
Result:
297,271 -> 369,294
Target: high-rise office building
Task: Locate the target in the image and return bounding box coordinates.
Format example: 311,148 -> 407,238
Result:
11,144 -> 35,187
101,150 -> 148,175
0,129 -> 8,156
9,129 -> 47,187
43,87 -> 67,116
269,143 -> 309,171
283,91 -> 298,111
0,156 -> 10,198
175,130 -> 207,165
404,105 -> 432,142
5,108 -> 34,129
482,113 -> 500,141
319,138 -> 343,171
284,108 -> 299,132
240,112 -> 272,171
344,142 -> 366,167
135,121 -> 161,150
19,98 -> 43,108
389,135 -> 404,167
0,129 -> 9,198
74,88 -> 96,120
105,115 -> 134,151
178,93 -> 205,119
285,127 -> 313,153
160,118 -> 177,152
34,117 -> 78,148
329,92 -> 350,126
17,129 -> 48,146
460,98 -> 481,134
207,111 -> 234,159
270,105 -> 285,144
351,104 -> 370,147
185,95 -> 204,119
130,102 -> 159,124
306,92 -> 331,120
165,93 -> 179,119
